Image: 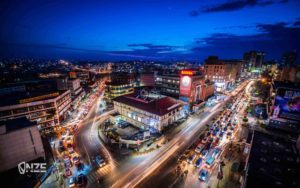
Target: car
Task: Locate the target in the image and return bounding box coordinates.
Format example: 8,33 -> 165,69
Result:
73,156 -> 80,165
206,131 -> 211,137
69,177 -> 76,187
65,168 -> 72,177
195,157 -> 203,167
227,132 -> 232,138
201,137 -> 208,144
64,159 -> 72,168
66,137 -> 73,144
213,137 -> 220,146
219,131 -> 224,138
201,149 -> 208,158
205,142 -> 212,151
212,148 -> 221,158
63,154 -> 70,160
95,155 -> 106,167
195,144 -> 204,153
61,132 -> 68,138
77,162 -> 84,171
205,156 -> 215,168
187,154 -> 196,163
199,169 -> 209,181
68,147 -> 74,154
76,174 -> 87,187
212,130 -> 217,136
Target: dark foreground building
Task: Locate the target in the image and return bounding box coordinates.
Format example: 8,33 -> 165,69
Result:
244,131 -> 300,188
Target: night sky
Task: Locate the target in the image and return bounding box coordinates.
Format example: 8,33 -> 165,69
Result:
0,0 -> 300,62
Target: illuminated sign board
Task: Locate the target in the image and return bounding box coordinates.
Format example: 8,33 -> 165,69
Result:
180,70 -> 194,76
180,75 -> 192,96
273,88 -> 300,120
19,92 -> 60,104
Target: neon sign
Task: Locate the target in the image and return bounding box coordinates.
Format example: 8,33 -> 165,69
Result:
180,70 -> 193,76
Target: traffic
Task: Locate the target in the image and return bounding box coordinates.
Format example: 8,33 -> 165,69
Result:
177,87 -> 247,185
50,81 -> 108,187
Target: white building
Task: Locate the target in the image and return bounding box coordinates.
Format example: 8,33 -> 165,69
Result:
113,94 -> 183,132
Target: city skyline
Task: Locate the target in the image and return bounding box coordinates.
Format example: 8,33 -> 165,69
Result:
1,0 -> 300,61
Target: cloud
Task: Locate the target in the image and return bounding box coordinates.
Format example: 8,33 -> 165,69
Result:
190,0 -> 288,16
189,10 -> 200,17
294,18 -> 300,26
127,43 -> 181,53
190,20 -> 300,60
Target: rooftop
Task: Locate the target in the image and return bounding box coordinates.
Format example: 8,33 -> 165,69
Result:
113,94 -> 182,116
273,81 -> 300,90
246,131 -> 300,188
0,117 -> 36,134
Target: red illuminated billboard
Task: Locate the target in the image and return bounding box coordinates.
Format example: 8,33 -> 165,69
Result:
180,75 -> 192,96
180,70 -> 194,76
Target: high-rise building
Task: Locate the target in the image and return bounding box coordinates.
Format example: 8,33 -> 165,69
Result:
204,56 -> 242,91
280,51 -> 298,67
243,51 -> 265,69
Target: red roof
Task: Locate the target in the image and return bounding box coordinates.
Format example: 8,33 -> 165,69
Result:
113,94 -> 182,116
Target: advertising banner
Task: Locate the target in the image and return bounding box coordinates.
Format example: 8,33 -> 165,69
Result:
273,88 -> 300,120
180,75 -> 191,97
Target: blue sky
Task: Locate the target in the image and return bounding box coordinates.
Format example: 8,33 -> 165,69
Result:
0,0 -> 300,62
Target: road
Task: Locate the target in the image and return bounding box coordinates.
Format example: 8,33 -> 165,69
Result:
73,81 -> 249,188
73,94 -> 119,186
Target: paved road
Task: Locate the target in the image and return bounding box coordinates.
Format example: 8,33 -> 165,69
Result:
74,81 -> 249,188
135,81 -> 250,188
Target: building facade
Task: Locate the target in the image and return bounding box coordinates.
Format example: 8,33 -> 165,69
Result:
140,73 -> 155,87
105,82 -> 134,101
113,94 -> 183,132
204,56 -> 241,92
155,73 -> 180,98
0,90 -> 71,130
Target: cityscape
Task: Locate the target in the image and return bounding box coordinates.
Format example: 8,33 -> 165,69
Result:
0,1 -> 300,188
